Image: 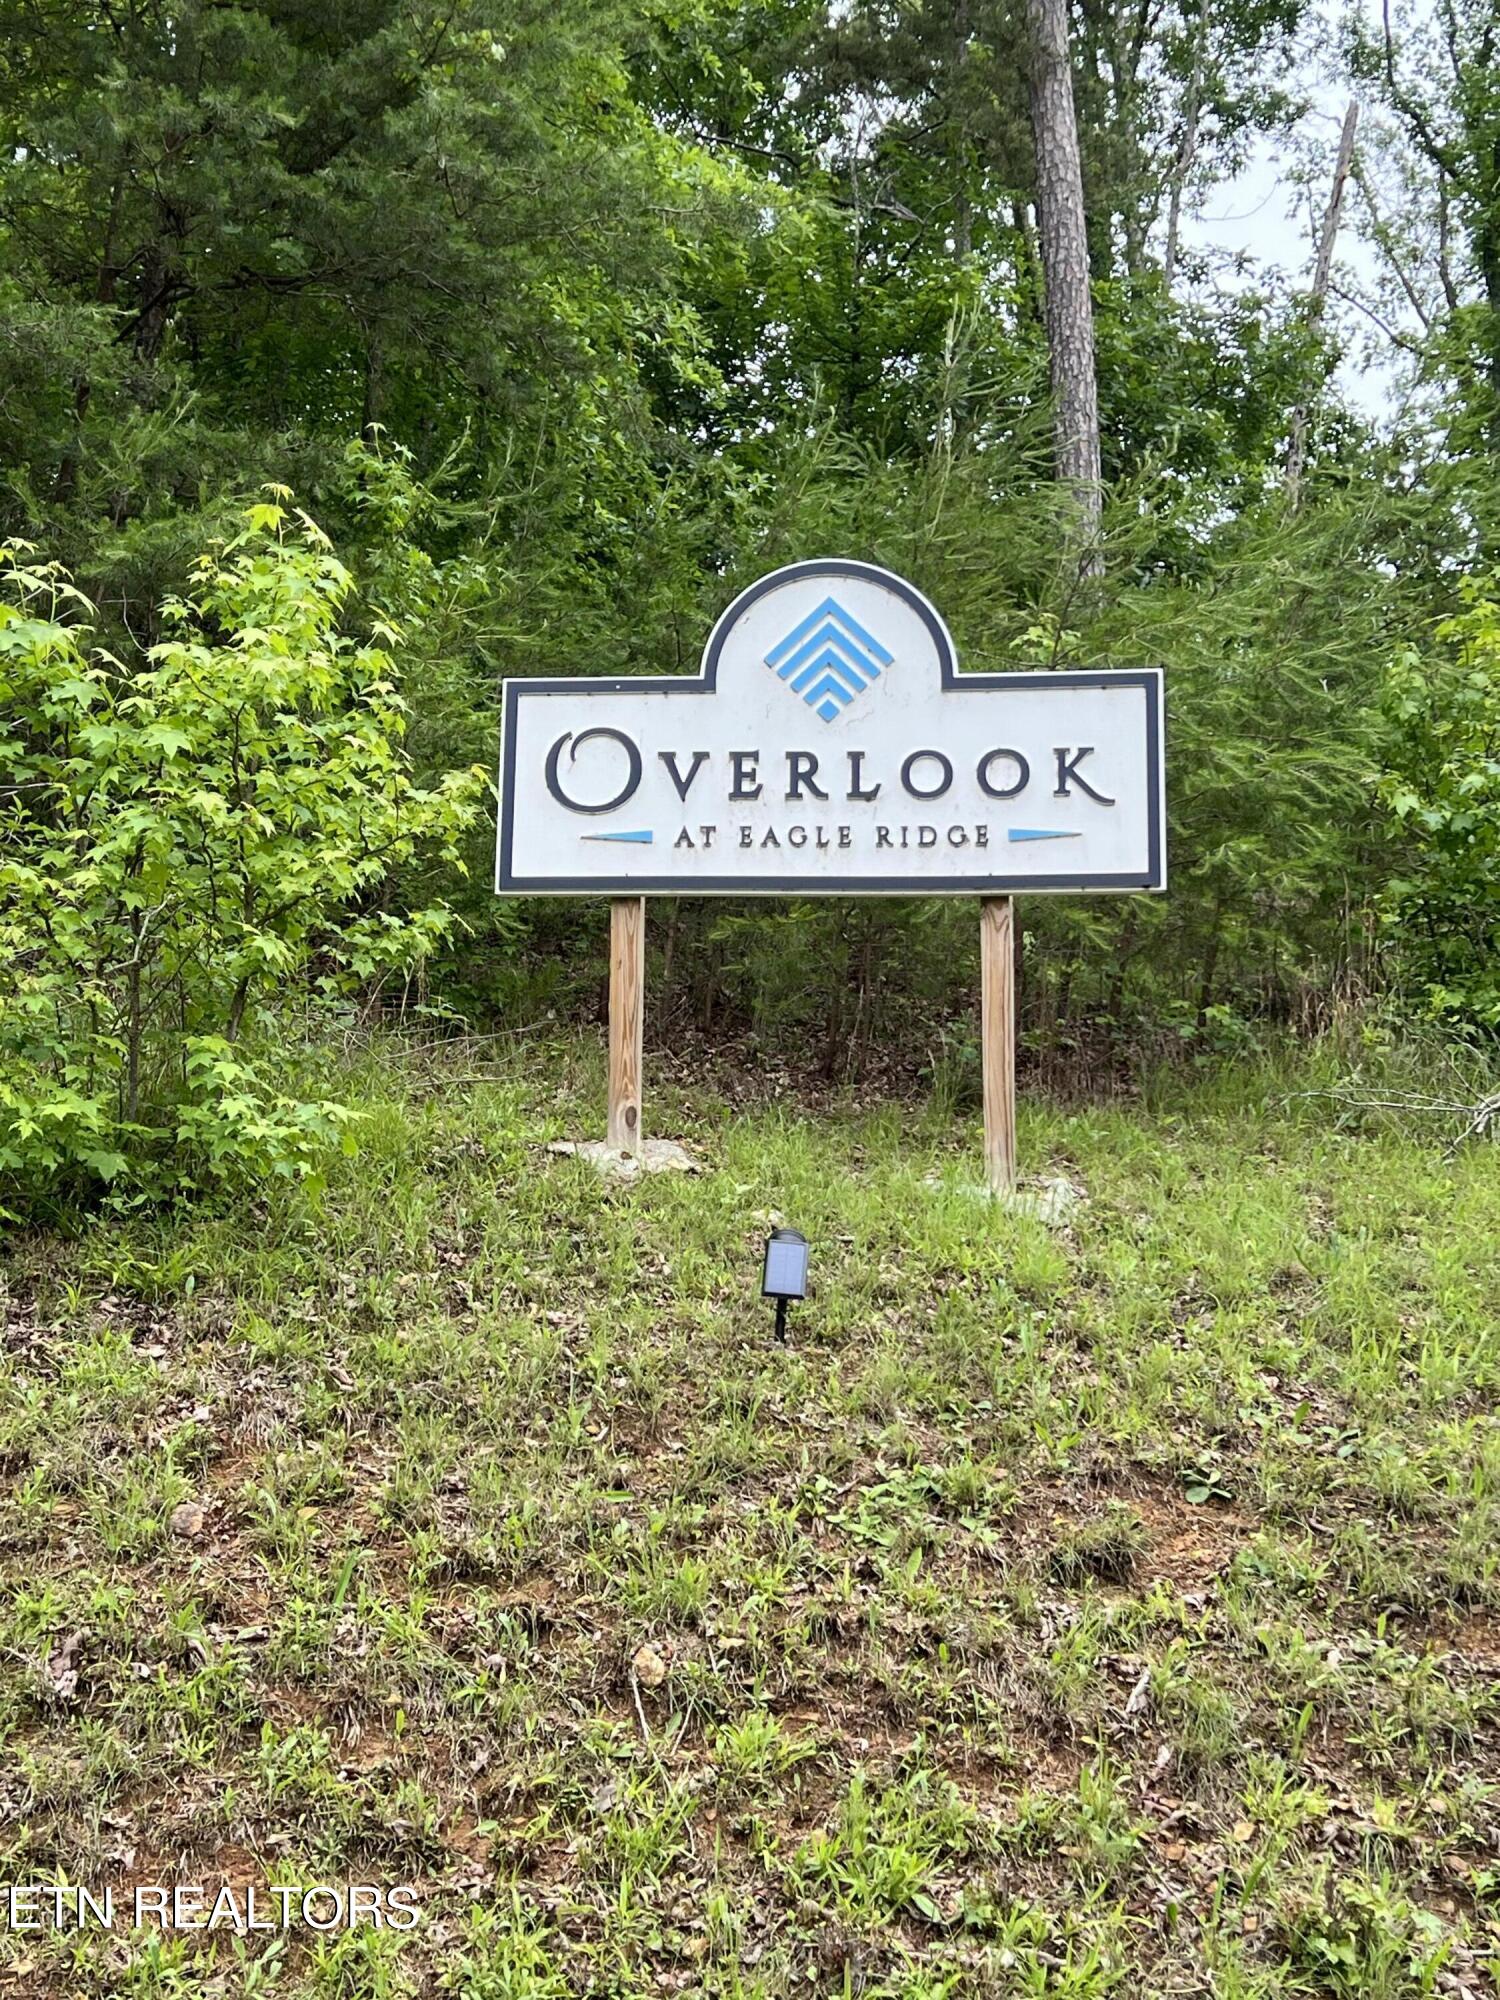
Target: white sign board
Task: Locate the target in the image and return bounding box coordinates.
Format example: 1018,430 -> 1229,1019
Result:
495,560 -> 1164,896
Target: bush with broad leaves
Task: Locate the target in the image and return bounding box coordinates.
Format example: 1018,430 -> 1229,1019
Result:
0,496 -> 486,1213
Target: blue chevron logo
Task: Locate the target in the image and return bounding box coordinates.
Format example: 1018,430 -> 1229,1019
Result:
764,596 -> 895,722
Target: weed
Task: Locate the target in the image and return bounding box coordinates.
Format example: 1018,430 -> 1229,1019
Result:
1048,1505 -> 1149,1586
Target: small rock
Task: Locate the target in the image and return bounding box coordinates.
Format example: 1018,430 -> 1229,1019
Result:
169,1500 -> 207,1540
1002,1175 -> 1086,1224
45,1629 -> 85,1701
631,1641 -> 668,1688
942,1173 -> 1086,1225
547,1138 -> 701,1180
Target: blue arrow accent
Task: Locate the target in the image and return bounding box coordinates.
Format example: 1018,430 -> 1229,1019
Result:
801,673 -> 854,720
580,829 -> 654,844
789,642 -> 874,695
778,626 -> 878,687
764,596 -> 894,671
1008,828 -> 1082,842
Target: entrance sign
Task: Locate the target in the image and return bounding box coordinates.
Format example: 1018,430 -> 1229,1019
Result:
494,560 -> 1166,1188
496,560 -> 1164,896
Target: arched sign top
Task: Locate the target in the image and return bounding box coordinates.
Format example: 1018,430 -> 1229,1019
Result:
495,557 -> 1164,897
698,559 -> 958,696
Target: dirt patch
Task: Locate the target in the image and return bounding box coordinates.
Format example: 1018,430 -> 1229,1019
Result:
1129,1484 -> 1256,1593
1452,1612 -> 1500,1673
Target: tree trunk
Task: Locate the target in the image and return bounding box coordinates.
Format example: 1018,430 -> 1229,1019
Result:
362,335 -> 384,440
1195,900 -> 1225,1027
55,177 -> 125,502
1163,0 -> 1210,292
938,0 -> 975,454
1106,907 -> 1137,1021
951,0 -> 973,261
1285,99 -> 1359,508
1027,0 -> 1102,559
1477,168 -> 1500,456
134,241 -> 178,362
657,902 -> 679,1030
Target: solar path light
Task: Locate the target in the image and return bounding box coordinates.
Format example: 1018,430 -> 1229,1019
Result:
762,1227 -> 809,1340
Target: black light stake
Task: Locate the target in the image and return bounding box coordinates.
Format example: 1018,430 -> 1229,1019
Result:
762,1227 -> 809,1340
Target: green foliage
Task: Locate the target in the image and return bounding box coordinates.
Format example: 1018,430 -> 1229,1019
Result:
1380,584 -> 1500,1023
0,0 -> 1489,1087
0,501 -> 484,1209
0,0 -> 732,623
1281,1869 -> 1453,1997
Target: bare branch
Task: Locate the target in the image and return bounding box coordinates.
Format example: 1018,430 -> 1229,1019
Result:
1382,0 -> 1460,178
1331,280 -> 1427,356
1436,179 -> 1460,312
1350,156 -> 1432,331
1286,101 -> 1360,506
1163,0 -> 1211,292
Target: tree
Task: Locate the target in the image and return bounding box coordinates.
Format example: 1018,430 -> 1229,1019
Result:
1284,99 -> 1359,509
0,0 -> 1422,1079
0,0 -> 717,605
1027,0 -> 1103,549
1347,0 -> 1500,459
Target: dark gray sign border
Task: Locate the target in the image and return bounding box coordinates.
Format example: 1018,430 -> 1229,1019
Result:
495,559 -> 1165,896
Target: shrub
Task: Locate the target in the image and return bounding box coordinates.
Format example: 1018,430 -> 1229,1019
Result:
1380,583 -> 1500,1026
0,497 -> 485,1211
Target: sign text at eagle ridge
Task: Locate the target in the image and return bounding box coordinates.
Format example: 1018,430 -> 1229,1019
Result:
495,561 -> 1165,896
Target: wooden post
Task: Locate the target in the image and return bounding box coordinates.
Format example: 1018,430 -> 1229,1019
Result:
980,896 -> 1016,1191
607,897 -> 645,1155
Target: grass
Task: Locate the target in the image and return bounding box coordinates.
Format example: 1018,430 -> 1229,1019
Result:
1,1030 -> 1499,1997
